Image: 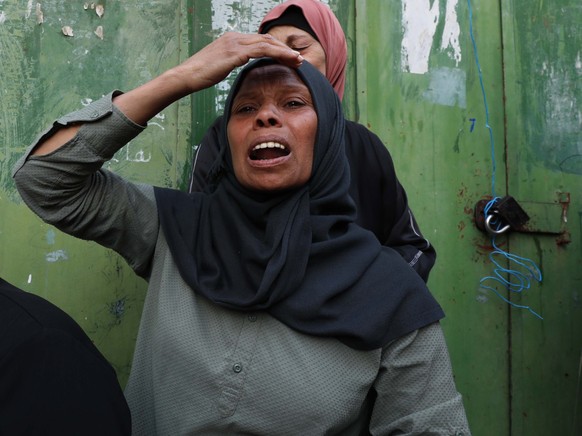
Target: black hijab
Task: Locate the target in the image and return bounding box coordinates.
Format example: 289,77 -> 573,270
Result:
154,59 -> 443,350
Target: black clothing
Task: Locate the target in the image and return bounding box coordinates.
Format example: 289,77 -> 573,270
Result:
188,114 -> 436,285
0,277 -> 131,436
157,59 -> 443,350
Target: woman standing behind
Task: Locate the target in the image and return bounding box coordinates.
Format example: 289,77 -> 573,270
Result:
189,0 -> 436,281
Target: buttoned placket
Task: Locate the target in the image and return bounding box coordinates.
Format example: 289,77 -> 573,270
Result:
216,312 -> 262,417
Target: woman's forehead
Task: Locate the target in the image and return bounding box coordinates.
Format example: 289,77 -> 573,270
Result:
236,64 -> 308,96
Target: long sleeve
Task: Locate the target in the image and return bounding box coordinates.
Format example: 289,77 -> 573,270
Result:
369,322 -> 471,435
12,93 -> 158,278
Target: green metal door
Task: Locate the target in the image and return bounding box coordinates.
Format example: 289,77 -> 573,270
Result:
353,1 -> 509,434
353,1 -> 582,435
1,1 -> 580,434
0,0 -> 192,386
501,0 -> 582,433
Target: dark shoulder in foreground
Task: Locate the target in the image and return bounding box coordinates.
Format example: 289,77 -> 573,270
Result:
1,277 -> 95,344
0,277 -> 131,436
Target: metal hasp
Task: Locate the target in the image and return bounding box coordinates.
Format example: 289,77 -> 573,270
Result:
474,193 -> 571,242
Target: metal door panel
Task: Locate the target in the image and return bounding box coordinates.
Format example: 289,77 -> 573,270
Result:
0,0 -> 191,386
501,0 -> 582,434
354,1 -> 508,434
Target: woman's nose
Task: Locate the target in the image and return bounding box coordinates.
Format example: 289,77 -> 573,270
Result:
255,104 -> 281,128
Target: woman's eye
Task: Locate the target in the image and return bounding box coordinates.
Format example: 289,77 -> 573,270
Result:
291,45 -> 308,52
286,100 -> 304,108
236,105 -> 255,114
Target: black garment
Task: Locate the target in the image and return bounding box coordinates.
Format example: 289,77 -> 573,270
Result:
157,59 -> 444,350
0,277 -> 131,436
188,114 -> 436,284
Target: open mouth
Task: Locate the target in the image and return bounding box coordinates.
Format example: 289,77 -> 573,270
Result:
249,142 -> 290,161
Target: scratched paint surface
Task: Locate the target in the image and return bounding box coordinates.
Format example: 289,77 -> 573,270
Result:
357,1 -> 581,434
356,1 -> 508,434
509,1 -> 581,176
0,0 -> 191,386
501,0 -> 582,434
401,0 -> 462,73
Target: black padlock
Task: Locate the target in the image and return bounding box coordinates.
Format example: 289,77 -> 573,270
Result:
474,196 -> 530,234
494,196 -> 530,229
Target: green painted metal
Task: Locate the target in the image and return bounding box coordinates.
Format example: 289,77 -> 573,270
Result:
2,1 -> 580,434
0,0 -> 192,386
353,1 -> 581,434
501,0 -> 582,434
354,1 -> 508,434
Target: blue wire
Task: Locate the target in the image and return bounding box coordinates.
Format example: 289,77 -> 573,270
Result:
467,0 -> 497,197
467,0 -> 543,319
480,236 -> 543,320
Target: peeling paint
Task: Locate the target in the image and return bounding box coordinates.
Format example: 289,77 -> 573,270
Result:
423,67 -> 466,107
95,4 -> 104,18
25,0 -> 34,19
46,250 -> 69,262
211,0 -> 328,35
440,0 -> 461,65
476,292 -> 488,303
35,3 -> 43,25
401,0 -> 440,74
46,228 -> 56,245
94,25 -> 103,40
62,25 -> 74,37
516,5 -> 582,175
401,0 -> 462,74
536,58 -> 582,174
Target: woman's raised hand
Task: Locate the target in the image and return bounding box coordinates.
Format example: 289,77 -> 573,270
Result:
174,32 -> 304,93
112,32 -> 303,127
33,32 -> 303,155
32,31 -> 302,156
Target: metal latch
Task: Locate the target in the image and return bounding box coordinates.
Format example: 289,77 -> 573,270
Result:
474,193 -> 570,241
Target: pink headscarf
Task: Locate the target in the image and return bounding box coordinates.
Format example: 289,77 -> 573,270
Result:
259,0 -> 347,100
